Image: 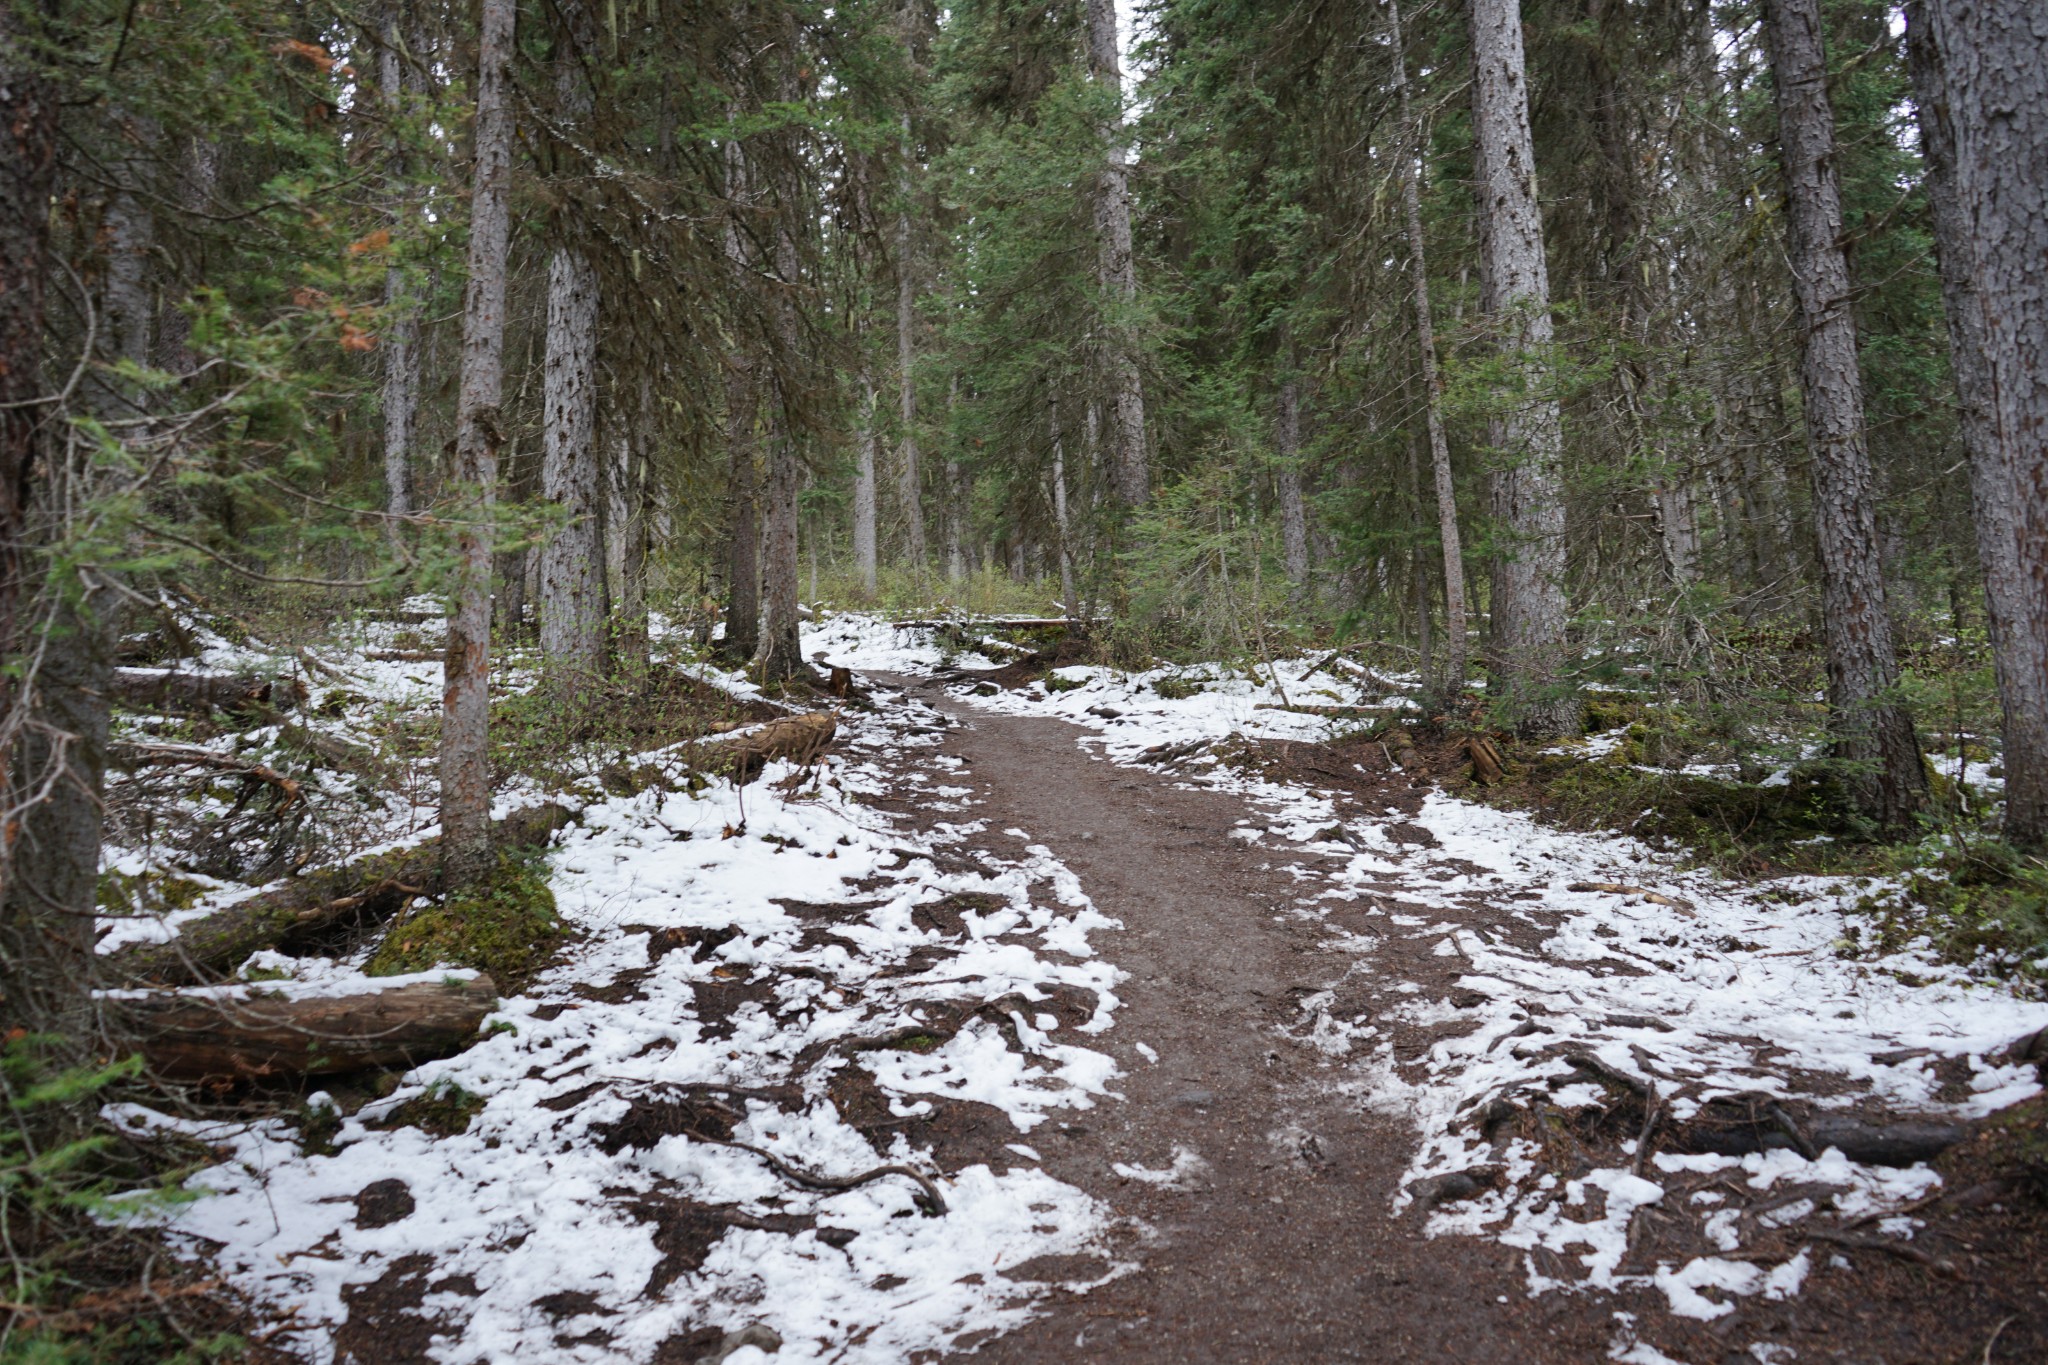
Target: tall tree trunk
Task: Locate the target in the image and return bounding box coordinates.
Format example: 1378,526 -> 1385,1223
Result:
1469,0 -> 1574,737
1764,0 -> 1927,831
757,104 -> 806,686
537,247 -> 603,687
536,19 -> 604,690
1084,0 -> 1149,507
1908,0 -> 2048,850
1274,376 -> 1310,591
439,0 -> 516,885
758,408 -> 803,683
944,375 -> 965,581
895,112 -> 926,569
721,140 -> 761,662
378,5 -> 418,533
853,366 -> 878,596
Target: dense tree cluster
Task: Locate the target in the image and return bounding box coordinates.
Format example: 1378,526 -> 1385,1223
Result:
0,0 -> 2044,1031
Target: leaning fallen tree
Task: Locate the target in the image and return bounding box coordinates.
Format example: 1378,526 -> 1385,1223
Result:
111,668 -> 305,717
102,803 -> 574,987
122,975 -> 499,1081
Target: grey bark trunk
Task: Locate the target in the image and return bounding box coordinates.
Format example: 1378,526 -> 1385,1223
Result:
537,247 -> 604,687
1469,0 -> 1575,737
439,0 -> 516,884
1275,378 -> 1311,592
1085,0 -> 1149,507
1908,0 -> 2048,849
853,368 -> 878,596
1764,0 -> 1928,831
896,114 -> 926,569
378,7 -> 418,529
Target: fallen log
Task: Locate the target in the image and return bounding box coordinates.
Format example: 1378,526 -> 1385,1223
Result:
697,711 -> 837,784
112,668 -> 305,718
123,974 -> 498,1081
102,803 -> 574,987
886,616 -> 1094,631
1566,881 -> 1696,913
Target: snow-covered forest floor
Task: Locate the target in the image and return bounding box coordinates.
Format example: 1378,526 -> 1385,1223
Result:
96,610 -> 2048,1364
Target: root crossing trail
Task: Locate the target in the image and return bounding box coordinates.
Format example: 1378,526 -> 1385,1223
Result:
885,680 -> 1584,1361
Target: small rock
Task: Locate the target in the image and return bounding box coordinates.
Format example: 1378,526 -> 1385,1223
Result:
352,1178 -> 415,1229
1407,1166 -> 1501,1209
1170,1089 -> 1218,1109
816,1227 -> 858,1249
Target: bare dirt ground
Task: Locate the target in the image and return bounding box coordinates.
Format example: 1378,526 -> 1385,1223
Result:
877,675 -> 2047,1365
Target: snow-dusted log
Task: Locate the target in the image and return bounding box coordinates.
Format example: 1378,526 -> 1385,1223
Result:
125,974 -> 498,1081
104,804 -> 574,987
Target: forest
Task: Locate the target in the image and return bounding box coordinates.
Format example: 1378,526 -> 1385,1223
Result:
2,0 -> 2046,1359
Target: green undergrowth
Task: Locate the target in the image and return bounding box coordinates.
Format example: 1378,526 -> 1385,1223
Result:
0,1040 -> 248,1362
365,852 -> 562,987
1850,841 -> 2048,986
376,1080 -> 486,1137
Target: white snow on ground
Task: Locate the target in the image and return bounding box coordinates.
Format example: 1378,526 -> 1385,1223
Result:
864,617 -> 2048,1332
102,617 -> 1128,1364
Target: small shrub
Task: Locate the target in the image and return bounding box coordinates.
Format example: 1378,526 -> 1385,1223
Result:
1153,675 -> 1207,700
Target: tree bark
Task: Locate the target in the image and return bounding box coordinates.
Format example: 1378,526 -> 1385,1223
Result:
126,975 -> 498,1081
440,0 -> 516,886
1469,0 -> 1574,738
853,367 -> 879,596
1763,0 -> 1927,831
608,405 -> 650,670
1051,393 -> 1076,617
538,250 -> 604,685
896,111 -> 926,569
758,408 -> 803,683
1908,0 -> 2048,850
1084,0 -> 1149,507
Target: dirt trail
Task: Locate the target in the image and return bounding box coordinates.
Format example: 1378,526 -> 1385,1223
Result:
884,681 -> 1606,1362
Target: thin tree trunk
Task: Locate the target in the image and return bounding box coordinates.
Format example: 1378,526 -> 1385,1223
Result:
608,406 -> 649,670
1274,377 -> 1310,591
944,375 -> 965,581
1469,0 -> 1573,736
1051,392 -> 1075,616
1763,0 -> 1927,830
1908,0 -> 2048,850
439,0 -> 516,885
853,366 -> 878,596
896,111 -> 925,569
1084,0 -> 1149,507
378,5 -> 418,533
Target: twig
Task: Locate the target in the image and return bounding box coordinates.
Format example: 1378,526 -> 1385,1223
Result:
1804,1228 -> 1956,1276
705,1136 -> 948,1215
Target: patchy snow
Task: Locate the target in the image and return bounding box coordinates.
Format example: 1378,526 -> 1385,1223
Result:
106,617 -> 1128,1364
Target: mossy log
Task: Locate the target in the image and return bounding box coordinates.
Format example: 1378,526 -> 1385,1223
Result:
698,711 -> 838,784
111,668 -> 305,717
124,974 -> 497,1080
102,804 -> 574,987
